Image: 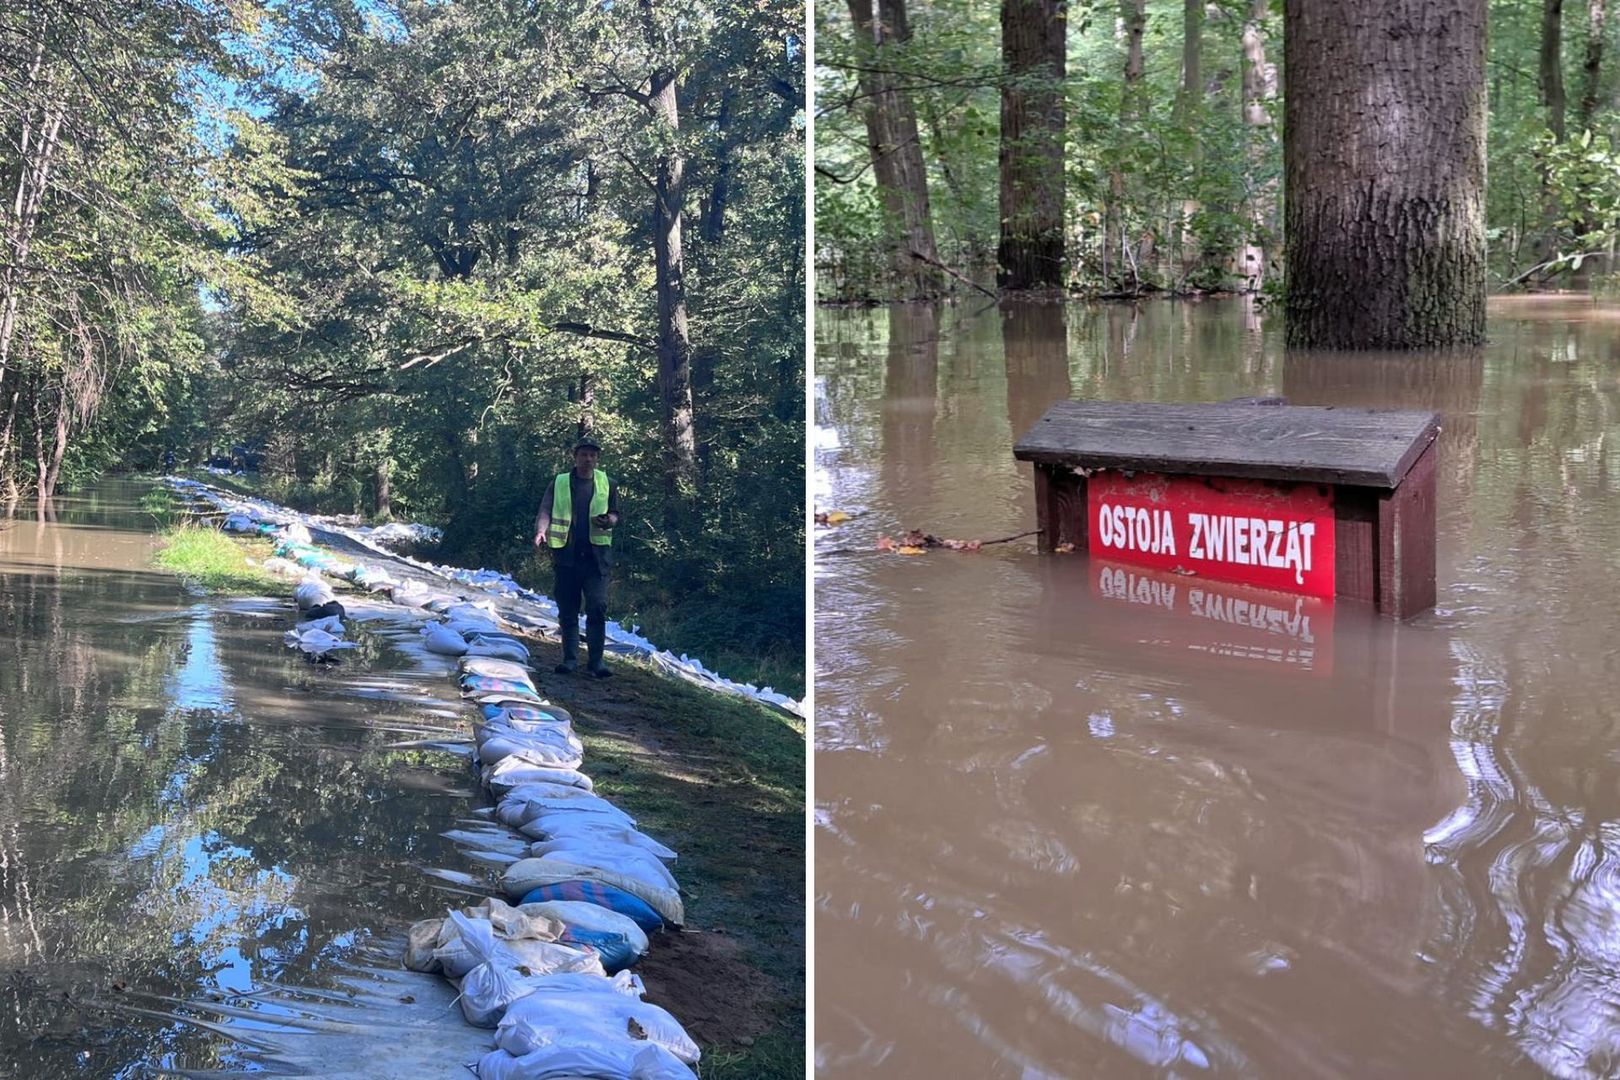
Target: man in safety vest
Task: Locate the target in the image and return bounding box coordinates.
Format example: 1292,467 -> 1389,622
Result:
532,439 -> 620,677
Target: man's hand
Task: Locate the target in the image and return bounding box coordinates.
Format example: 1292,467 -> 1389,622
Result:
533,532 -> 545,548
591,513 -> 616,529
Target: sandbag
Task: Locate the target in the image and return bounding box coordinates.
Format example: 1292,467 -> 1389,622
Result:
524,819 -> 675,861
516,902 -> 648,973
485,755 -> 595,795
444,911 -> 603,1027
496,975 -> 700,1064
421,622 -> 469,656
518,881 -> 664,934
460,656 -> 535,683
462,675 -> 540,698
294,577 -> 335,610
281,522 -> 313,545
479,734 -> 583,771
464,638 -> 533,663
503,858 -> 684,927
282,626 -> 355,656
296,614 -> 345,635
484,702 -> 574,727
475,1042 -> 694,1080
526,842 -> 679,892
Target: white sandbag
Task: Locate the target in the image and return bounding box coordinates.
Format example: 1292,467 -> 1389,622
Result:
445,615 -> 501,636
294,576 -> 335,610
459,656 -> 535,683
526,841 -> 679,892
526,821 -> 676,861
421,622 -> 469,656
465,637 -> 531,662
486,754 -> 594,795
282,626 -> 356,656
281,522 -> 313,545
298,614 -> 345,635
479,734 -> 583,771
496,977 -> 700,1064
502,858 -> 685,927
504,796 -> 638,834
446,911 -> 603,1028
261,556 -> 305,580
475,1042 -> 695,1080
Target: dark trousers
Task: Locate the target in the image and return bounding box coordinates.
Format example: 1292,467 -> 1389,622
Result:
554,558 -> 609,669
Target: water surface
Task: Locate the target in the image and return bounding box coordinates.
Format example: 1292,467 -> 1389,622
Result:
815,296 -> 1620,1078
0,482 -> 489,1077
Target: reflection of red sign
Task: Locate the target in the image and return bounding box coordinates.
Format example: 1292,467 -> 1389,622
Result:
1092,560 -> 1333,674
1087,471 -> 1336,599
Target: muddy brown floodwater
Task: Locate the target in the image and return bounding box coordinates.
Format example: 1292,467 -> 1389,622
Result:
0,480 -> 496,1077
815,296 -> 1620,1079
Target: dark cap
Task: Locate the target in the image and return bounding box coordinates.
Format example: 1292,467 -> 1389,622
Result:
573,438 -> 601,453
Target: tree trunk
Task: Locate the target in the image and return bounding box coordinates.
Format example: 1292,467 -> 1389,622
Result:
1579,0 -> 1608,129
1542,0 -> 1567,141
1282,0 -> 1487,349
998,0 -> 1067,290
847,0 -> 944,298
1238,0 -> 1276,291
1106,0 -> 1146,288
41,386 -> 67,500
373,459 -> 391,520
1175,0 -> 1204,277
647,68 -> 698,494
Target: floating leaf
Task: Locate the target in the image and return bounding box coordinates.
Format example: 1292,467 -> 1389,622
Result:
896,545 -> 927,555
1054,542 -> 1076,554
876,535 -> 898,552
824,510 -> 852,524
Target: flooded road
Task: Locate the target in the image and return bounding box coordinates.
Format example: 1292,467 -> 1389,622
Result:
814,296 -> 1620,1078
0,481 -> 491,1077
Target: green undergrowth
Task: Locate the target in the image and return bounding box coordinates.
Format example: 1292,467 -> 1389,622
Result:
154,524 -> 288,596
541,655 -> 805,1080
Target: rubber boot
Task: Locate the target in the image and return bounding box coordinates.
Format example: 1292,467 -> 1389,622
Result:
555,622 -> 578,674
586,616 -> 611,678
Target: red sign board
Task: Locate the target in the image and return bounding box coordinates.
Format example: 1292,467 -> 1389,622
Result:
1087,471 -> 1336,598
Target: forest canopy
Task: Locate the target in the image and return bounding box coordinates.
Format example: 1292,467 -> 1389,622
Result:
816,0 -> 1620,306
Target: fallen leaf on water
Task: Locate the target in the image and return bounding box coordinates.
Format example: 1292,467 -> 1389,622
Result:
876,535 -> 898,552
1054,542 -> 1076,554
824,510 -> 852,524
897,545 -> 927,555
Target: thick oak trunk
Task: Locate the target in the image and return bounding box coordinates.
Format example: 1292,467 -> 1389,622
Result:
847,0 -> 943,298
998,0 -> 1066,290
1283,0 -> 1486,349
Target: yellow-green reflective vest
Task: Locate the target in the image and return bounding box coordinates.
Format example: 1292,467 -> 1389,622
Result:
547,470 -> 612,548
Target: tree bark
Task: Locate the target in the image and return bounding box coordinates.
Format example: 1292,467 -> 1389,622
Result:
1541,0 -> 1567,141
1105,0 -> 1146,287
847,0 -> 944,298
647,67 -> 698,493
1579,0 -> 1608,128
1238,0 -> 1276,290
1283,0 -> 1487,349
998,0 -> 1067,290
1175,0 -> 1204,276
373,459 -> 391,520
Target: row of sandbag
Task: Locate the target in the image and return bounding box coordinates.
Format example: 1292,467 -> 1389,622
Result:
405,653 -> 697,1077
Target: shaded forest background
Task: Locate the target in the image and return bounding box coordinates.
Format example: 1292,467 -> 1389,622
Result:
816,0 -> 1620,302
0,0 -> 805,694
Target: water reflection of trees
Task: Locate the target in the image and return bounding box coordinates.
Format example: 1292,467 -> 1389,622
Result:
0,524 -> 469,1075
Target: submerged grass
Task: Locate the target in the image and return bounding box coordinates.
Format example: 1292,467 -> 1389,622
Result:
154,525 -> 288,596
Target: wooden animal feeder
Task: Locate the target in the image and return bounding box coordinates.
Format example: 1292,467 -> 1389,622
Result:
1012,400 -> 1440,618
